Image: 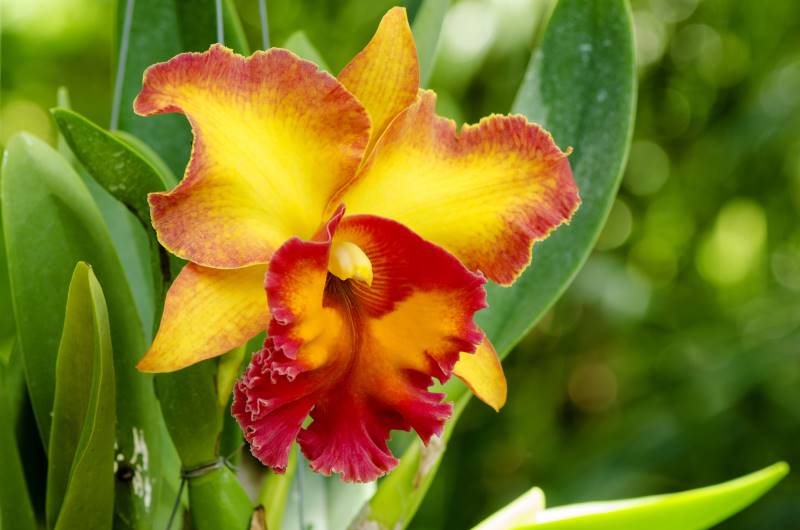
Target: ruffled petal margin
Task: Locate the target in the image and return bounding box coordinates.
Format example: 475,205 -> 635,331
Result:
233,209 -> 486,482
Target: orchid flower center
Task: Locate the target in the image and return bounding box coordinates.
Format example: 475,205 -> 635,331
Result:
328,240 -> 373,286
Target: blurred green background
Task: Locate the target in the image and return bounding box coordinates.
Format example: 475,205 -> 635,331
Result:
2,0 -> 798,529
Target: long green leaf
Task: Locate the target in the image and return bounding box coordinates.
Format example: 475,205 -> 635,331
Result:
479,0 -> 637,356
1,133 -> 175,529
282,31 -> 330,71
53,107 -> 174,333
352,395 -> 468,530
258,447 -> 298,530
283,459 -> 376,530
409,0 -> 450,86
0,352 -> 37,530
0,177 -> 14,366
472,487 -> 545,530
115,0 -> 249,176
113,130 -> 178,188
54,91 -> 159,343
514,463 -> 788,530
48,263 -> 116,530
360,0 -> 636,527
52,108 -> 170,226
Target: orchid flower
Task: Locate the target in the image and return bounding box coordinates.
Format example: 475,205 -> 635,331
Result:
134,7 -> 579,482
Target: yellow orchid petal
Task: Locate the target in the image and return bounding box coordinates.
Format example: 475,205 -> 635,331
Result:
337,90 -> 580,285
338,7 -> 419,154
137,263 -> 268,372
135,44 -> 370,269
453,336 -> 507,411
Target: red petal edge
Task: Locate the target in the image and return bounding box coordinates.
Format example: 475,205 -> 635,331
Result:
233,208 -> 486,482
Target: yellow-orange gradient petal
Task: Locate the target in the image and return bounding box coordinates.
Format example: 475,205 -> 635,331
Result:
337,90 -> 580,285
234,211 -> 487,482
135,44 -> 370,268
137,263 -> 269,372
453,337 -> 506,411
338,7 -> 418,154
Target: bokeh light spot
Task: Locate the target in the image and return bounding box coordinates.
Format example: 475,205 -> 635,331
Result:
624,140 -> 670,196
0,98 -> 53,145
568,361 -> 618,414
697,199 -> 767,286
596,198 -> 634,251
649,0 -> 699,24
441,1 -> 498,64
633,9 -> 667,68
628,236 -> 678,287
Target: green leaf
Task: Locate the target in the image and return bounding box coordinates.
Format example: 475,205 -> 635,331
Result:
258,447 -> 298,530
479,0 -> 637,357
47,263 -> 116,530
52,107 -> 182,336
0,191 -> 13,366
113,130 -> 178,188
83,176 -> 158,340
472,487 -> 545,530
52,108 -> 170,226
282,31 -> 330,71
0,353 -> 37,530
284,458 -> 376,530
513,462 -> 789,530
54,93 -> 160,342
1,133 -> 177,528
352,395 -> 468,530
361,0 -> 637,527
115,0 -> 250,176
409,0 -> 450,87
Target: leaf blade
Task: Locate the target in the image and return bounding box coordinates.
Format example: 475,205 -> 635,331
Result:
409,0 -> 451,86
0,353 -> 37,530
282,31 -> 330,71
258,448 -> 298,530
52,108 -> 170,226
49,263 -> 116,530
53,106 -> 175,334
516,463 -> 789,530
1,133 -> 176,528
479,0 -> 637,357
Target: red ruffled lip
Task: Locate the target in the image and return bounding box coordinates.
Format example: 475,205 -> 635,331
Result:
233,207 -> 486,482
